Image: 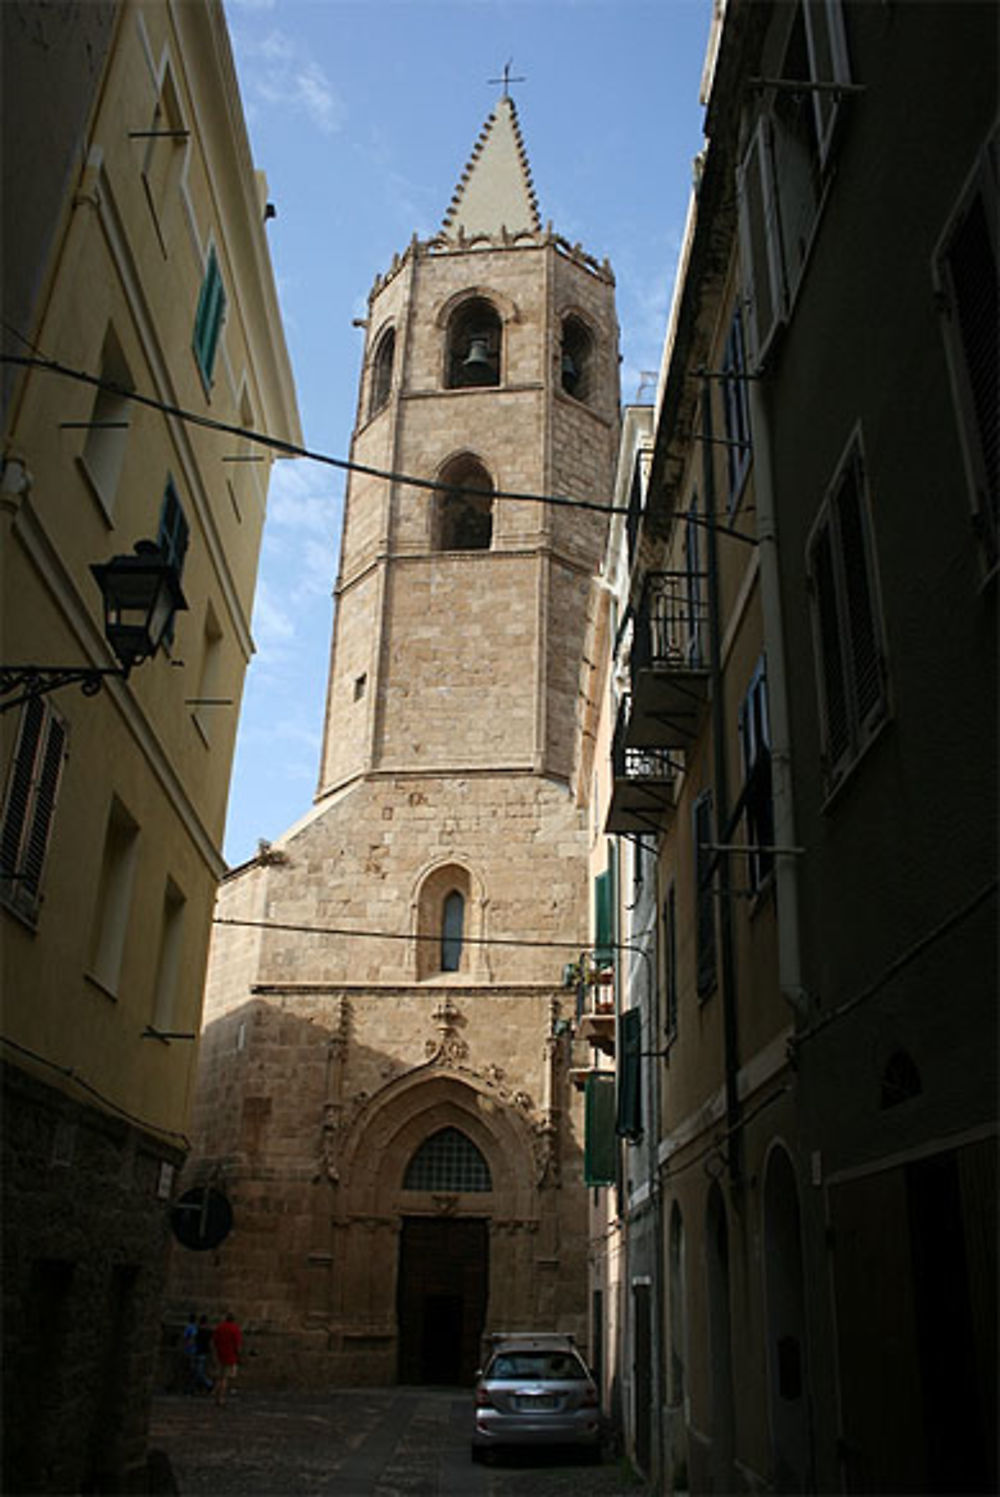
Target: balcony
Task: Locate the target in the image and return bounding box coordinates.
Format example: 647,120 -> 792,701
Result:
606,697 -> 679,835
625,570 -> 710,749
564,958 -> 616,1056
577,969 -> 615,1055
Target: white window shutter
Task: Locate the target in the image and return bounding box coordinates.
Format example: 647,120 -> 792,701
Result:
803,0 -> 852,167
737,115 -> 785,365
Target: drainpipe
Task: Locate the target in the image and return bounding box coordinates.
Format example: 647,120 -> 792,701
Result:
701,377 -> 742,1187
746,378 -> 809,1019
646,860 -> 667,1492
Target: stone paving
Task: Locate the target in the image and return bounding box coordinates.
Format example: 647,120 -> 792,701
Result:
148,1387 -> 648,1496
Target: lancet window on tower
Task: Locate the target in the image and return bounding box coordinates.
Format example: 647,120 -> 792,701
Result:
416,862 -> 474,979
446,297 -> 502,388
434,454 -> 494,552
561,314 -> 594,402
369,327 -> 395,417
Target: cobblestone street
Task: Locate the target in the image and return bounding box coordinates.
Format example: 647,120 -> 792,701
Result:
149,1388 -> 646,1496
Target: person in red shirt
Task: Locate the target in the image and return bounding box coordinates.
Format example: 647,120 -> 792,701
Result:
211,1312 -> 242,1406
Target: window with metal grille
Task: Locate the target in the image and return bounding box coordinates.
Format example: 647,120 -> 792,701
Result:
403,1127 -> 491,1192
193,246 -> 226,386
806,432 -> 887,792
0,697 -> 67,921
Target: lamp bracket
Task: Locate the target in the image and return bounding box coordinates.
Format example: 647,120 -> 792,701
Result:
0,664 -> 125,714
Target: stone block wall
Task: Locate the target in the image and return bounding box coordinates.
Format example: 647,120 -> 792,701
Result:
2,1062 -> 183,1494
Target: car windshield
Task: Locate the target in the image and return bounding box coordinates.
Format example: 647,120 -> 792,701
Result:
487,1352 -> 588,1382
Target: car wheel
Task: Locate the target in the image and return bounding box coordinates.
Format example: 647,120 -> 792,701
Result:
470,1445 -> 483,1464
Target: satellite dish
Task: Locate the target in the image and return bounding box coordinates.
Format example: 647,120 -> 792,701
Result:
171,1186 -> 233,1251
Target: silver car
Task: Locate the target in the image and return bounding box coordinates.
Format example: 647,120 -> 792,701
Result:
471,1335 -> 602,1463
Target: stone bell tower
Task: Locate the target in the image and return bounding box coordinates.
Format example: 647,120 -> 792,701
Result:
168,92 -> 621,1387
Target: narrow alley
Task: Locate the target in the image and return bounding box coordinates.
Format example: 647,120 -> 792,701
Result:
148,1387 -> 646,1496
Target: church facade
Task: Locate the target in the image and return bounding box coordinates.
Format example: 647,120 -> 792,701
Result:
167,94 -> 621,1386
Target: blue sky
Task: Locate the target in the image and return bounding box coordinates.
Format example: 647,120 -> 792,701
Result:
222,0 -> 712,868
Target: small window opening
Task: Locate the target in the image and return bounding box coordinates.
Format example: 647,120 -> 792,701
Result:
880,1049 -> 922,1110
370,328 -> 395,416
446,297 -> 501,388
441,889 -> 464,971
353,673 -> 367,701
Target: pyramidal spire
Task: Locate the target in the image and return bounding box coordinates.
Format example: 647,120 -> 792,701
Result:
442,94 -> 541,238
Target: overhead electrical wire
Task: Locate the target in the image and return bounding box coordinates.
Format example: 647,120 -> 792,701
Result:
0,344 -> 628,517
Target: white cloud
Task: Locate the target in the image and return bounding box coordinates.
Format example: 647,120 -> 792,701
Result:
236,28 -> 345,136
251,578 -> 295,651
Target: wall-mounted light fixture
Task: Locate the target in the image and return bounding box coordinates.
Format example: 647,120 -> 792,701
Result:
1,540 -> 187,713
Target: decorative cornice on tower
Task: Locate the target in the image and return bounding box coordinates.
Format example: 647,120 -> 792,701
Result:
440,95 -> 542,239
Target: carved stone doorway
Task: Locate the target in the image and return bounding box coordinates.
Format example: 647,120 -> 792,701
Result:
397,1216 -> 489,1386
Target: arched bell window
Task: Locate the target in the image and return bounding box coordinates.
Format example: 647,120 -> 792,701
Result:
446,297 -> 501,388
434,454 -> 494,552
561,314 -> 594,402
369,327 -> 395,417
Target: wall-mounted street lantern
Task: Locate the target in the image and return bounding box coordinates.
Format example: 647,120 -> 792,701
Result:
1,540 -> 187,714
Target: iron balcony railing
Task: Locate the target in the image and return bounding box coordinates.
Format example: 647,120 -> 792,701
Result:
631,570 -> 710,678
611,698 -> 678,787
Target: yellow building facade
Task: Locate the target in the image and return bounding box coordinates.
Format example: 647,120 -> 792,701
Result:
0,3 -> 299,1490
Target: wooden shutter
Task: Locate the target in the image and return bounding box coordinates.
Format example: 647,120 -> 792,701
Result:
21,714 -> 66,896
1,697 -> 44,881
810,515 -> 851,773
193,249 -> 226,382
594,865 -> 614,964
1,699 -> 66,914
158,480 -> 190,573
694,791 -> 717,996
945,188 -> 999,543
737,115 -> 785,364
616,1007 -> 642,1141
836,454 -> 885,740
584,1074 -> 617,1185
803,0 -> 851,167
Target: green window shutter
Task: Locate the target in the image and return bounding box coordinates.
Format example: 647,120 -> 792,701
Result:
616,1007 -> 642,1141
584,1073 -> 616,1186
594,865 -> 614,964
193,248 -> 226,384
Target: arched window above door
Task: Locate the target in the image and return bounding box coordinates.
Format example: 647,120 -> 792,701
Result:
446,297 -> 502,388
434,454 -> 494,552
403,1126 -> 492,1192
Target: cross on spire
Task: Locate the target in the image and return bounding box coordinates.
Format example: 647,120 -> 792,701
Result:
488,59 -> 526,99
